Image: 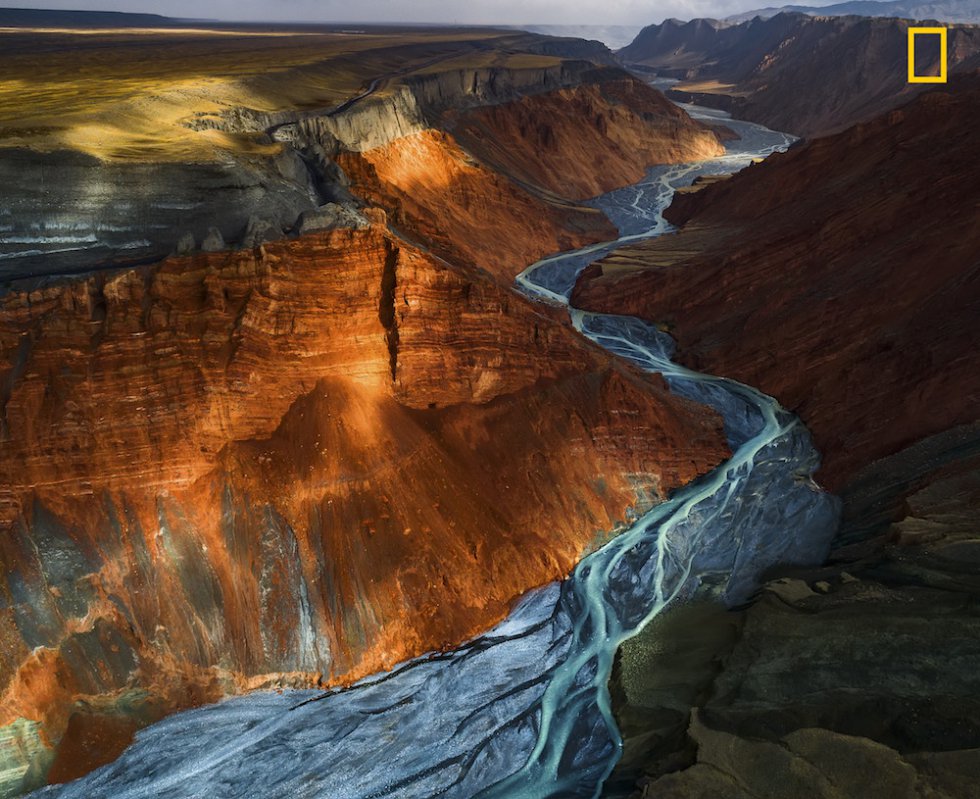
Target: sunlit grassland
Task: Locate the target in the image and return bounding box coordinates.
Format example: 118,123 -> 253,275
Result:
412,50 -> 562,73
0,27 -> 520,162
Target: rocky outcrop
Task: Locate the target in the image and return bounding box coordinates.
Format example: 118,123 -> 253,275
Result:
337,129 -> 617,283
214,62 -> 623,152
268,83 -> 427,155
523,35 -> 621,63
450,78 -> 725,200
0,223 -> 728,795
573,77 -> 980,490
296,203 -> 369,235
620,13 -> 980,136
337,76 -> 723,282
619,17 -> 734,72
0,146 -> 318,286
406,61 -> 620,124
610,426 -> 980,798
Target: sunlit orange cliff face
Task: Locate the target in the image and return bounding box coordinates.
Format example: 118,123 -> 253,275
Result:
0,30 -> 732,791
0,223 -> 728,784
338,76 -> 724,281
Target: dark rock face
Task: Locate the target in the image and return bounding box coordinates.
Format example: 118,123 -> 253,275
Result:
619,17 -> 733,71
573,77 -> 980,490
620,13 -> 980,136
609,427 -> 980,799
642,716 -> 980,799
585,71 -> 980,799
0,147 -> 316,285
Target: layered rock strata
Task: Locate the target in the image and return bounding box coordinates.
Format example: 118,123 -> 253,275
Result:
449,78 -> 725,200
336,129 -> 616,283
337,76 -> 724,281
0,222 -> 728,794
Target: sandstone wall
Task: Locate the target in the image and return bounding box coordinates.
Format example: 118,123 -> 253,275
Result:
0,225 -> 728,793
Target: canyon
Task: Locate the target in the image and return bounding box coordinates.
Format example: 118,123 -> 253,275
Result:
12,106 -> 841,796
338,75 -> 722,280
569,79 -> 980,796
0,19 -> 732,798
477,81 -> 976,796
1,7 -> 978,799
0,223 -> 729,797
573,75 -> 980,491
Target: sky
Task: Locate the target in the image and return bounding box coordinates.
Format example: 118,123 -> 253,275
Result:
0,0 -> 848,26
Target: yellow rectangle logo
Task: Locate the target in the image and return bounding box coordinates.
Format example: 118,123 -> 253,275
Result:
908,27 -> 948,83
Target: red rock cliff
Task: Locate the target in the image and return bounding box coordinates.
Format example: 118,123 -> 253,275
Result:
338,77 -> 723,282
449,78 -> 725,200
0,222 -> 728,786
338,130 -> 617,284
573,78 -> 980,489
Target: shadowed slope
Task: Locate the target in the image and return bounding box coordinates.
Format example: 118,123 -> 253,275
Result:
621,13 -> 980,136
573,77 -> 980,489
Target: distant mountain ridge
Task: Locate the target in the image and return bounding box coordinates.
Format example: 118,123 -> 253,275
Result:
0,7 -> 180,27
727,0 -> 980,24
619,12 -> 980,135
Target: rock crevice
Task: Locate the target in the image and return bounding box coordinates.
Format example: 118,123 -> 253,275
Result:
379,241 -> 400,382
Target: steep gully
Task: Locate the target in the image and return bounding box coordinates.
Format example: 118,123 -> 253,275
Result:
31,105 -> 839,798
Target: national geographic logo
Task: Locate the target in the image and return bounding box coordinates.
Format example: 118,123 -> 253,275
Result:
908,27 -> 948,84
